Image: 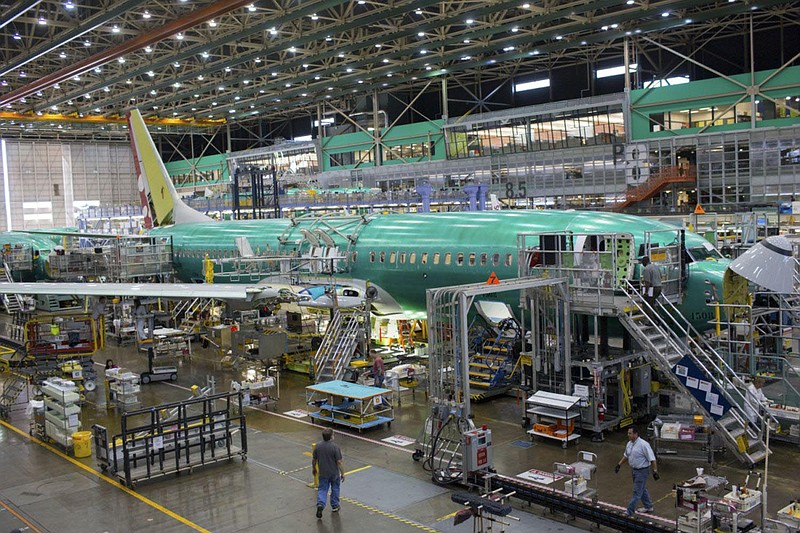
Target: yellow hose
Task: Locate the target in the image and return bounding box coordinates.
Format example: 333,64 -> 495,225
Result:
619,369 -> 632,417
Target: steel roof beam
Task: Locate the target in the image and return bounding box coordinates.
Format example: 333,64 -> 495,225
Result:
0,0 -> 255,108
0,0 -> 43,30
0,0 -> 147,79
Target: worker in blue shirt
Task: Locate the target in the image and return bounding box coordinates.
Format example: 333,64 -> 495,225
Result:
615,426 -> 659,516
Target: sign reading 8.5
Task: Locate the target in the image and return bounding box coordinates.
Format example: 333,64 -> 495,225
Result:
505,180 -> 527,199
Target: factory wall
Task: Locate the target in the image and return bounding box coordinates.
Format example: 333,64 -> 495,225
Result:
0,140 -> 137,231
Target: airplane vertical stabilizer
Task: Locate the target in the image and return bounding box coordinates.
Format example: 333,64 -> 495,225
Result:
127,109 -> 212,227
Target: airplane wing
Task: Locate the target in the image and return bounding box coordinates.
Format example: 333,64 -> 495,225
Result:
0,282 -> 284,302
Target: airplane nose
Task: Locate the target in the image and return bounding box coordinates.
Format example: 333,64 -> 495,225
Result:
728,235 -> 795,293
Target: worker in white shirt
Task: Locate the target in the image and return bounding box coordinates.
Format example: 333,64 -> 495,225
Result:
615,426 -> 659,517
134,298 -> 149,341
744,377 -> 768,426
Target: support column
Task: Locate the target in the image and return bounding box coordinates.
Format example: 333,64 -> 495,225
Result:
372,90 -> 382,167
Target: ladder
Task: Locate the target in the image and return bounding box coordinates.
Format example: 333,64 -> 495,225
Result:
312,310 -> 363,382
618,280 -> 773,466
0,374 -> 28,419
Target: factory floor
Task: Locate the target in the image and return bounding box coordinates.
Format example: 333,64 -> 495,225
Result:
2,342 -> 800,533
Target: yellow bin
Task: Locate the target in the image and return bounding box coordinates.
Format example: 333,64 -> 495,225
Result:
73,431 -> 92,458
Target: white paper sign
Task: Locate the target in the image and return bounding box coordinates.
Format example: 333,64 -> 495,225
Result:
283,409 -> 309,418
152,435 -> 164,449
675,365 -> 688,377
381,435 -> 416,446
68,414 -> 79,427
573,384 -> 590,399
686,376 -> 699,389
705,391 -> 719,405
710,404 -> 724,416
517,469 -> 564,485
698,380 -> 712,392
374,395 -> 382,405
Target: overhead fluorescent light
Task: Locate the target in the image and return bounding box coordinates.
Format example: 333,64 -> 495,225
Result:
515,78 -> 550,92
644,76 -> 690,88
596,63 -> 638,78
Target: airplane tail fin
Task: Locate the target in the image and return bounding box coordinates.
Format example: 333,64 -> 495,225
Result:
127,109 -> 211,227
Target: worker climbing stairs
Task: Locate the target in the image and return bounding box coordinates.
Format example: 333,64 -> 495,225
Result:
618,280 -> 772,466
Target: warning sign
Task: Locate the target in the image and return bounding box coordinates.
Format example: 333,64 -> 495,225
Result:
486,272 -> 501,285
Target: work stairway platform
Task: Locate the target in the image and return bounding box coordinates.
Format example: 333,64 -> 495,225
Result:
0,373 -> 28,419
1,263 -> 34,315
312,309 -> 365,383
173,298 -> 215,331
468,337 -> 519,393
618,281 -> 772,466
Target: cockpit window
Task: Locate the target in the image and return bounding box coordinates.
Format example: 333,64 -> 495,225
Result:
687,243 -> 723,262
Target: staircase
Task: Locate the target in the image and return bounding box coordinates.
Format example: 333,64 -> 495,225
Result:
174,298 -> 214,331
5,312 -> 32,345
0,374 -> 28,419
618,281 -> 772,466
611,166 -> 696,212
468,335 -> 516,394
1,262 -> 34,314
312,310 -> 363,382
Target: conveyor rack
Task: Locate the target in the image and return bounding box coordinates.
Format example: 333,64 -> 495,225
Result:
482,472 -> 675,533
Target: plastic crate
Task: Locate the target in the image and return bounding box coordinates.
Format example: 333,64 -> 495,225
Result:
723,490 -> 761,513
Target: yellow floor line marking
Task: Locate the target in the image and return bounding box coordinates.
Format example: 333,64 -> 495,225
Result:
653,491 -> 674,505
340,496 -> 442,533
434,510 -> 459,522
0,498 -> 42,533
303,451 -> 312,457
344,465 -> 372,476
0,419 -> 211,533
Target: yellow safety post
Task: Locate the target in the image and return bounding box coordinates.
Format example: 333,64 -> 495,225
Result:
308,442 -> 319,488
714,302 -> 721,338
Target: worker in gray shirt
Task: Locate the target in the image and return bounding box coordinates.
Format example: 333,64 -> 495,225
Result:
640,256 -> 663,312
313,428 -> 345,518
615,426 -> 659,516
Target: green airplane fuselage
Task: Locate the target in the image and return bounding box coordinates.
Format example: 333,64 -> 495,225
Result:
150,210 -> 728,330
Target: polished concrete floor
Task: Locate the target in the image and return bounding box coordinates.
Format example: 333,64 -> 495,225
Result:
2,342 -> 800,533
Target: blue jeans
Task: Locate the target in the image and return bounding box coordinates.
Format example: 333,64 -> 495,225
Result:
317,476 -> 341,509
627,468 -> 653,515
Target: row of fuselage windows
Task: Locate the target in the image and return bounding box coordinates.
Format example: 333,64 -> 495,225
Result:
174,248 -> 516,268
360,250 -> 515,268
